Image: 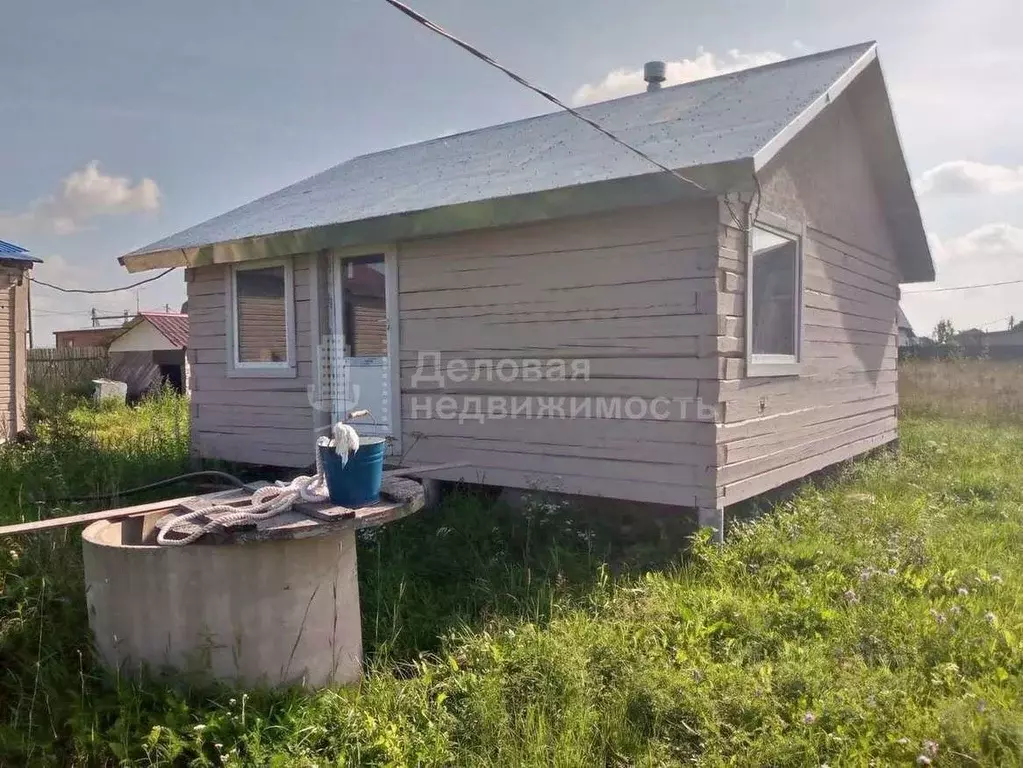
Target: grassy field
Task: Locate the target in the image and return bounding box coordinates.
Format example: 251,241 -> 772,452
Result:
2,366 -> 1023,765
900,358 -> 1023,424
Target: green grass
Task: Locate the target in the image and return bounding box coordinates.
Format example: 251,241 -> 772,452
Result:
3,392 -> 1023,764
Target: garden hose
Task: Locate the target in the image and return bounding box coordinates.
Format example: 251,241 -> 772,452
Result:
43,470 -> 250,504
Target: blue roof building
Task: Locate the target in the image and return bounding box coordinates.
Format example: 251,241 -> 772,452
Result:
0,240 -> 43,264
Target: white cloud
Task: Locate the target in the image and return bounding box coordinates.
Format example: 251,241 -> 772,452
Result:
572,48 -> 785,105
914,161 -> 1023,197
0,161 -> 160,236
903,223 -> 1023,336
936,223 -> 1023,265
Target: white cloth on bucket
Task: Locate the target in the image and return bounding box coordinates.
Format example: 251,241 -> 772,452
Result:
331,422 -> 360,466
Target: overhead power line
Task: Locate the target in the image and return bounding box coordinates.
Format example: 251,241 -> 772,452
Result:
979,315 -> 1014,330
903,277 -> 1023,295
31,266 -> 177,294
376,0 -> 708,196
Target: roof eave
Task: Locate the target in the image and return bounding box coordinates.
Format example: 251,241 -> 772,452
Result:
120,165 -> 734,272
752,43 -> 878,174
751,42 -> 934,284
0,256 -> 42,267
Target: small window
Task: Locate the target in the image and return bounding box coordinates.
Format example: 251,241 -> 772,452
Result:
341,257 -> 387,358
231,262 -> 294,370
747,224 -> 802,376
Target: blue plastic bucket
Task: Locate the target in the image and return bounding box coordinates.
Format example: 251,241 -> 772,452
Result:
319,437 -> 387,507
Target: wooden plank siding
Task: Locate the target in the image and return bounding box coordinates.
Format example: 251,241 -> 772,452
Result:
396,200 -> 723,506
708,90 -> 901,506
0,268 -> 29,439
187,255 -> 317,467
183,86 -> 905,517
0,272 -> 13,439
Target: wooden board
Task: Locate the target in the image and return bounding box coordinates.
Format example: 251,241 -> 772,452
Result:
0,463 -> 465,539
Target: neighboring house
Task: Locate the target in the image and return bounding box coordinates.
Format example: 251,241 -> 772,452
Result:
117,43 -> 934,526
954,328 -> 985,347
107,311 -> 190,393
896,306 -> 915,347
983,328 -> 1023,352
955,327 -> 1023,360
54,326 -> 124,349
0,240 -> 41,438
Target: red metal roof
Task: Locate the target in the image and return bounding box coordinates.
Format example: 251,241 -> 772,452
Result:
138,311 -> 189,348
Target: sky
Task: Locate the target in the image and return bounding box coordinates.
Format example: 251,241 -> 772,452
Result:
1,0 -> 1020,344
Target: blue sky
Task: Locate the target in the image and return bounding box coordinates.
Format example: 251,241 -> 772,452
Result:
2,0 -> 1020,342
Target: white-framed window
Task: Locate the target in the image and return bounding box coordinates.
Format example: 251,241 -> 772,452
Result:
226,259 -> 296,377
746,220 -> 804,377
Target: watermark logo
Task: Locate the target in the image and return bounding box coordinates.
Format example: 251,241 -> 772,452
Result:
407,352 -> 717,424
306,346 -> 718,424
307,334 -> 391,421
412,353 -> 590,387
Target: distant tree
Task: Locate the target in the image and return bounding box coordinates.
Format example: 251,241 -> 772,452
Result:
933,318 -> 957,344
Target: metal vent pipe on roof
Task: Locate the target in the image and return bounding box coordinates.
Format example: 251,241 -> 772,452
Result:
644,61 -> 666,91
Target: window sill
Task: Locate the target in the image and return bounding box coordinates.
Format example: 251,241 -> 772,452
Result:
746,358 -> 802,378
226,365 -> 298,379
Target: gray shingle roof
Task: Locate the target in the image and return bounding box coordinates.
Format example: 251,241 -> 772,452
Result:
121,41 -> 931,282
128,44 -> 875,256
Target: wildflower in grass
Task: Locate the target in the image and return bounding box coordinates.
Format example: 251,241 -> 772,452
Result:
843,589 -> 859,605
950,605 -> 962,615
957,586 -> 969,596
929,609 -> 946,625
887,567 -> 898,576
193,724 -> 206,732
991,574 -> 1003,584
859,567 -> 877,581
802,711 -> 817,725
921,739 -> 939,758
985,611 -> 997,623
916,756 -> 932,766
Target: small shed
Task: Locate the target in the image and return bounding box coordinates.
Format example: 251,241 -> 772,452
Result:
0,240 -> 40,438
54,326 -> 125,349
107,311 -> 190,394
116,43 -> 934,534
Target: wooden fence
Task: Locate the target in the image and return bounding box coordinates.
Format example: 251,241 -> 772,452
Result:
28,347 -> 160,399
28,347 -> 111,396
901,344 -> 1023,361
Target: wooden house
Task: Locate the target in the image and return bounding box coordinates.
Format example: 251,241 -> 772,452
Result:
117,43 -> 934,535
0,240 -> 40,438
107,311 -> 190,394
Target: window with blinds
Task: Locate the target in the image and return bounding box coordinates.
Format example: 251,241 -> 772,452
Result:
233,265 -> 290,365
341,257 -> 387,358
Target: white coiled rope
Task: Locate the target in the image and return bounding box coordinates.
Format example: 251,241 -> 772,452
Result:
157,423 -> 362,546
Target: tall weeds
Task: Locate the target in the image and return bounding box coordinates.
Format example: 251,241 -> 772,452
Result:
900,358 -> 1023,424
